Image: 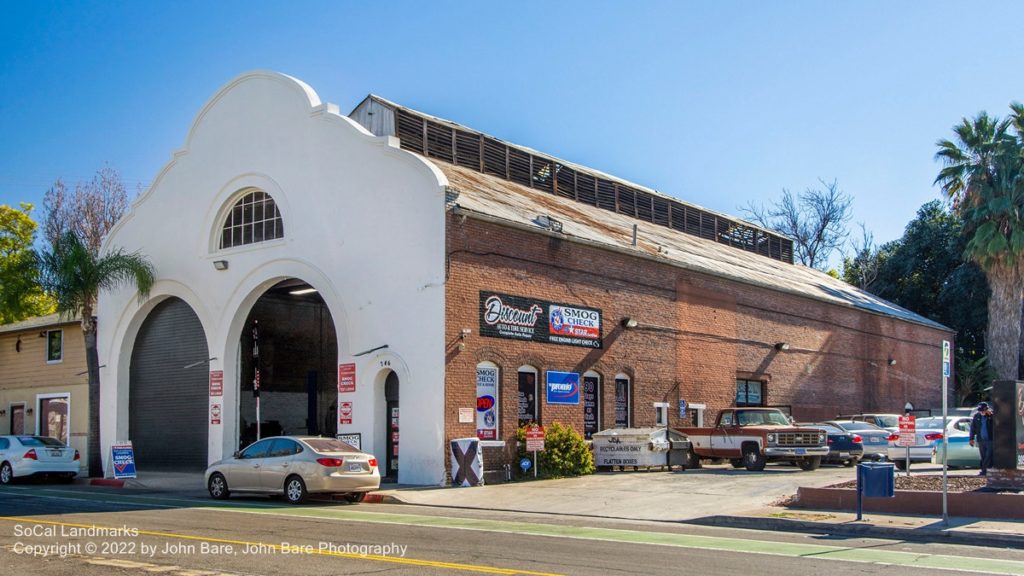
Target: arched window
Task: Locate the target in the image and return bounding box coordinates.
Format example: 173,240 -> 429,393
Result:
582,370 -> 602,439
220,190 -> 284,249
614,373 -> 631,428
517,365 -> 539,428
476,362 -> 500,440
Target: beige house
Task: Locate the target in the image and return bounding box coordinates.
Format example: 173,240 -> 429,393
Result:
0,313 -> 88,471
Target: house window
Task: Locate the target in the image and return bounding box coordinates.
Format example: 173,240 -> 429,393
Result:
614,374 -> 631,428
476,362 -> 499,440
46,330 -> 63,363
582,371 -> 601,439
37,394 -> 70,445
736,379 -> 765,407
517,366 -> 539,427
220,190 -> 284,249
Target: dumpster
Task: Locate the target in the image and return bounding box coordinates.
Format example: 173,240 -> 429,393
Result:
450,437 -> 484,487
592,428 -> 691,470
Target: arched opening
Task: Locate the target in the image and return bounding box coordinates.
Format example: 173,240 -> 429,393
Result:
129,297 -> 210,469
517,365 -> 539,428
237,279 -> 338,448
382,370 -> 400,482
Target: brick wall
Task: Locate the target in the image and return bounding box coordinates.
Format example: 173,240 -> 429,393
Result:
444,214 -> 950,468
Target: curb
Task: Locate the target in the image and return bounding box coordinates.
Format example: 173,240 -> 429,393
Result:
687,515 -> 1024,548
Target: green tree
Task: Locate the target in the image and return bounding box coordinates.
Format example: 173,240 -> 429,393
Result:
0,203 -> 55,323
935,108 -> 1024,380
38,232 -> 154,477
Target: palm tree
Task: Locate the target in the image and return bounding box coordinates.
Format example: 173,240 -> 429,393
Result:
38,231 -> 154,477
935,109 -> 1024,380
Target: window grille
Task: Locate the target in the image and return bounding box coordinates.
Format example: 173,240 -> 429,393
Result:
220,191 -> 283,249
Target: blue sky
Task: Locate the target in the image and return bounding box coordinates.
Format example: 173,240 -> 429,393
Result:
2,1 -> 1023,264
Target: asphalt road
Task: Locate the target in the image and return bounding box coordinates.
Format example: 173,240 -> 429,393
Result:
1,484 -> 1022,576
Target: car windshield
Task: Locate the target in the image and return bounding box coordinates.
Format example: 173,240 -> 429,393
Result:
737,410 -> 791,426
303,438 -> 359,453
833,421 -> 880,432
914,417 -> 946,429
810,423 -> 841,434
17,436 -> 66,447
873,416 -> 899,428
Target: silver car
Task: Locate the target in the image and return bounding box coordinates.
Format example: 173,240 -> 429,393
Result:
0,436 -> 80,484
205,436 -> 380,504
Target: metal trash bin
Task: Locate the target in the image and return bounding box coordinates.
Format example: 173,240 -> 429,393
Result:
668,436 -> 692,470
857,461 -> 895,498
450,437 -> 484,487
593,428 -> 689,470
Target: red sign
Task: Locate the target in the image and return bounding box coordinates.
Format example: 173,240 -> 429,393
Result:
210,403 -> 222,425
338,363 -> 356,393
209,370 -> 223,397
898,415 -> 916,447
339,401 -> 353,425
526,425 -> 545,452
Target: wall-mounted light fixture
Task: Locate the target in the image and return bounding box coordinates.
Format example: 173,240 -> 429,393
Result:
888,358 -> 897,366
904,401 -> 914,414
15,337 -> 21,353
213,260 -> 229,271
621,318 -> 639,329
457,328 -> 471,351
0,409 -> 6,417
774,342 -> 790,351
25,407 -> 33,415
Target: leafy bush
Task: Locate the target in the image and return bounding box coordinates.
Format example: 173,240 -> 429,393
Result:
516,422 -> 595,478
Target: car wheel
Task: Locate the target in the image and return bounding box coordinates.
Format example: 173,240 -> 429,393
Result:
797,456 -> 822,471
207,473 -> 230,500
743,448 -> 766,472
344,492 -> 366,503
729,459 -> 744,468
894,459 -> 907,471
284,475 -> 308,505
0,462 -> 13,485
686,451 -> 702,469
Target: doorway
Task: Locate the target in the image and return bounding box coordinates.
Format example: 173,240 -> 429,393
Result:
383,370 -> 399,482
9,404 -> 25,435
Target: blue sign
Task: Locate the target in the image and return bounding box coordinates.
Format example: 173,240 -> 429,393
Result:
679,399 -> 688,418
519,457 -> 532,471
110,443 -> 137,479
546,371 -> 580,405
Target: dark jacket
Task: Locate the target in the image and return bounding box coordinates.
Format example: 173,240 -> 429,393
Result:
969,411 -> 994,442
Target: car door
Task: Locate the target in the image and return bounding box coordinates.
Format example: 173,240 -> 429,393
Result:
230,439 -> 274,491
260,439 -> 300,491
710,411 -> 740,457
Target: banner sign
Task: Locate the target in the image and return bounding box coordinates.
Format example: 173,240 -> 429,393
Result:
209,370 -> 223,397
111,442 -> 137,479
476,366 -> 498,440
479,292 -> 602,349
546,371 -> 580,405
338,363 -> 356,393
337,433 -> 361,451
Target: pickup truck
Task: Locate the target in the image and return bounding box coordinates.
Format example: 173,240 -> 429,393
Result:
677,407 -> 829,471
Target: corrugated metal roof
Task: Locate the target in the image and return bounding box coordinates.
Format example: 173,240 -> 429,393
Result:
0,313 -> 80,334
440,163 -> 950,332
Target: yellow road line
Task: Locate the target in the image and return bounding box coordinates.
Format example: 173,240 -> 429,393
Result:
0,516 -> 561,576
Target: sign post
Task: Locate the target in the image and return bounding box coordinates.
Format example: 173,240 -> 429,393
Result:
898,415 -> 916,477
526,425 -> 545,479
941,339 -> 951,525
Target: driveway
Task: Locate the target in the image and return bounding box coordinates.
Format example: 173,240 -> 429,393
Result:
378,462 -> 877,522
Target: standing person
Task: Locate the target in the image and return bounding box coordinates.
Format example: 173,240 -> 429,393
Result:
969,402 -> 994,476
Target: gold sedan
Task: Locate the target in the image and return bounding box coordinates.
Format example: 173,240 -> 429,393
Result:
205,436 -> 380,504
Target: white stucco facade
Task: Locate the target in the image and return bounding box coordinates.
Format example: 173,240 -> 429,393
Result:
98,71 -> 448,485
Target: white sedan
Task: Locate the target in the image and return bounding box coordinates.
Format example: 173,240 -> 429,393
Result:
205,436 -> 380,504
0,436 -> 80,484
887,416 -> 971,470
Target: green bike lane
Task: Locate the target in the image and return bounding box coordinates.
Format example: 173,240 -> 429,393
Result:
2,485 -> 1022,575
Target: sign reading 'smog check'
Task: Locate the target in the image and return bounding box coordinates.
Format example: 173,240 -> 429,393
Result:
479,292 -> 602,349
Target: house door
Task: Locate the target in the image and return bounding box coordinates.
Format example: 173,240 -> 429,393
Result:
10,405 -> 24,435
384,371 -> 399,481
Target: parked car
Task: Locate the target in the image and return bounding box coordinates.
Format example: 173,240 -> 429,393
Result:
931,416 -> 979,468
0,435 -> 80,484
802,423 -> 864,466
887,416 -> 971,470
826,420 -> 891,461
840,413 -> 902,433
678,407 -> 828,471
205,436 -> 380,504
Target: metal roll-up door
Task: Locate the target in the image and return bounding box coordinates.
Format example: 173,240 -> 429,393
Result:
129,297 -> 209,470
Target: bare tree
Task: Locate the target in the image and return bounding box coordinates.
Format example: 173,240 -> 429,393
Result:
743,179 -> 852,270
43,165 -> 130,255
845,223 -> 881,290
